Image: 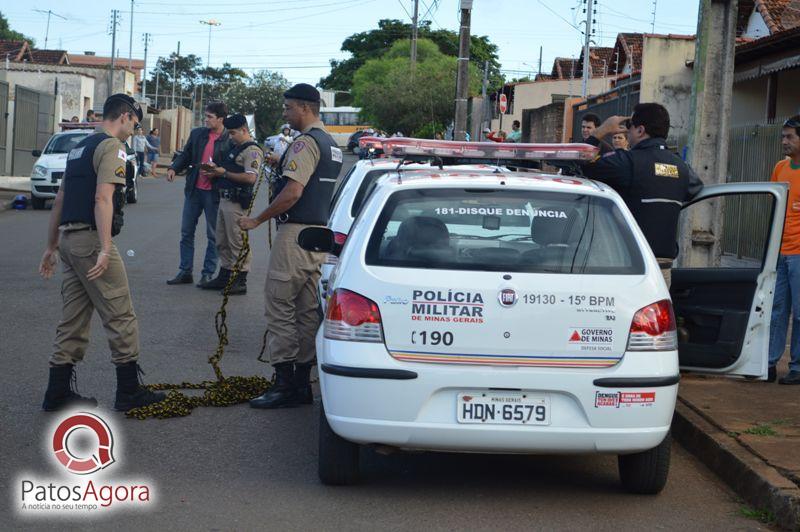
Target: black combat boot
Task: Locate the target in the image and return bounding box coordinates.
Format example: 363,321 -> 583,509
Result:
202,268 -> 230,290
114,361 -> 167,412
225,271 -> 247,295
42,364 -> 98,411
249,363 -> 296,409
166,271 -> 193,285
294,363 -> 314,405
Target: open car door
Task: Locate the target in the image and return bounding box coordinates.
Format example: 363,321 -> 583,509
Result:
675,182 -> 787,379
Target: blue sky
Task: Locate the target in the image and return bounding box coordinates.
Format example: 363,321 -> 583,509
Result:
4,0 -> 701,85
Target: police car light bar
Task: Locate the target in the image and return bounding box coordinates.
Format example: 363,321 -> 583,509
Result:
358,136 -> 384,151
380,138 -> 598,161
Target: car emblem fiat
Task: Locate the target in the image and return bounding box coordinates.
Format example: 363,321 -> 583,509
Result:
498,288 -> 517,307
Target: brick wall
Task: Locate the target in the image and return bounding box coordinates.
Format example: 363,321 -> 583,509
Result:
524,101 -> 565,143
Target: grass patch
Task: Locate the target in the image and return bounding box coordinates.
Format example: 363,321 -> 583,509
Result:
742,423 -> 778,436
738,505 -> 775,524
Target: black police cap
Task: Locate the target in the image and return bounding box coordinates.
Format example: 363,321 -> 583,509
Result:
283,83 -> 320,103
223,114 -> 247,130
104,93 -> 143,122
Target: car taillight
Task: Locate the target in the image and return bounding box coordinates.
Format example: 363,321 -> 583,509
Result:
324,232 -> 347,265
324,289 -> 383,342
627,300 -> 677,351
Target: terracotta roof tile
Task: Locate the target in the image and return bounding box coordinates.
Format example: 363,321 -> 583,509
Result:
739,0 -> 800,35
0,40 -> 31,61
31,49 -> 68,65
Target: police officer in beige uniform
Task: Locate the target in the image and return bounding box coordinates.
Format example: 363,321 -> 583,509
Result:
201,114 -> 263,295
39,94 -> 166,412
239,84 -> 343,409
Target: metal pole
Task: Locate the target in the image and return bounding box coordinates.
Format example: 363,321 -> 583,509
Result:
410,0 -> 419,67
454,0 -> 472,141
142,33 -> 150,101
109,10 -> 119,95
581,0 -> 594,98
155,70 -> 159,109
480,60 -> 489,136
538,45 -> 543,76
45,11 -> 51,49
172,41 -> 179,108
128,0 -> 134,69
198,20 -> 221,113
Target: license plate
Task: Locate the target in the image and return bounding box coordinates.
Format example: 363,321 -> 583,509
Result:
456,392 -> 550,425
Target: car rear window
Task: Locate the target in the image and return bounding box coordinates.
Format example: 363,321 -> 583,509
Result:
350,168 -> 396,218
365,188 -> 645,274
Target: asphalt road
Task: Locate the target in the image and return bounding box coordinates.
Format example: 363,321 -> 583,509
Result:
1,156 -> 769,530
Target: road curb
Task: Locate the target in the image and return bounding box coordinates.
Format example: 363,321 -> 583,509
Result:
672,399 -> 800,530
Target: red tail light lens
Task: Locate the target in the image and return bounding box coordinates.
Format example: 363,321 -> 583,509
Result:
333,232 -> 347,245
324,289 -> 383,342
627,300 -> 677,351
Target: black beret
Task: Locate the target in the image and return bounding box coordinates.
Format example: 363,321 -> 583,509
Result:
223,114 -> 247,129
104,93 -> 143,121
283,83 -> 320,103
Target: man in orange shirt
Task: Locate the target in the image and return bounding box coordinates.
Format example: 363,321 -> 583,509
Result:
769,115 -> 800,384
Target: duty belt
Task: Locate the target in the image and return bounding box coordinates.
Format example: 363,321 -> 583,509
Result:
219,188 -> 244,201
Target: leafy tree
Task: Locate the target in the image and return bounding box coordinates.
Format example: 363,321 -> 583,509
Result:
0,12 -> 35,45
321,19 -> 503,92
224,70 -> 290,141
352,39 -> 480,138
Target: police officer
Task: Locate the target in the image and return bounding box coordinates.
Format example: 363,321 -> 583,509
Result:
580,103 -> 704,286
239,84 -> 343,409
38,94 -> 166,412
201,114 -> 264,294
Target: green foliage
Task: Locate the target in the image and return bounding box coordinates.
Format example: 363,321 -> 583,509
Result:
224,70 -> 290,141
742,423 -> 778,437
0,12 -> 35,46
738,506 -> 775,524
142,55 -> 247,109
321,18 -> 503,92
351,39 -> 480,138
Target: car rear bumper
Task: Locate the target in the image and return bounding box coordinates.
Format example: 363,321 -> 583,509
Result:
318,339 -> 679,454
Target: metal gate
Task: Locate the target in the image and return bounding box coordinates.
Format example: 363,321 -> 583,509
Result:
571,76 -> 640,141
12,85 -> 55,176
0,82 -> 8,175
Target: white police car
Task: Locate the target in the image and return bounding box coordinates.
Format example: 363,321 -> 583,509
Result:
321,137 -> 508,308
299,138 -> 787,493
30,130 -> 92,209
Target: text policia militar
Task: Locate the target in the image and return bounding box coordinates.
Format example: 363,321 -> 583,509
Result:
411,290 -> 485,323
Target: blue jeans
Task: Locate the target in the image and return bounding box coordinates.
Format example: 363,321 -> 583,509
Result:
769,254 -> 800,372
179,189 -> 219,277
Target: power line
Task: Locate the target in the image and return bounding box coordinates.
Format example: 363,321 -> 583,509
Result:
32,9 -> 67,49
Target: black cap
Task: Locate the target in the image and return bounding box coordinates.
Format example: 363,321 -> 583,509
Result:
223,113 -> 247,130
104,93 -> 143,122
283,83 -> 320,103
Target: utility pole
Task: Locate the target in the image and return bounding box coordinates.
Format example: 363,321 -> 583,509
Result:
172,41 -> 180,108
651,0 -> 658,33
480,60 -> 489,137
538,45 -> 543,76
679,0 -> 738,267
453,0 -> 472,141
410,0 -> 420,67
155,71 -> 160,109
581,0 -> 595,98
128,0 -> 134,68
198,19 -> 221,115
108,10 -> 120,96
142,33 -> 151,102
33,9 -> 67,50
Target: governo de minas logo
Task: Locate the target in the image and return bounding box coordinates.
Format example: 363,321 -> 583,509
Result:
16,411 -> 155,517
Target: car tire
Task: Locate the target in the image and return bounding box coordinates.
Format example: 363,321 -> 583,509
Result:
618,432 -> 671,494
31,195 -> 46,210
318,403 -> 360,485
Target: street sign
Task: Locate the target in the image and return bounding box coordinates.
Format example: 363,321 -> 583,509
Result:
499,93 -> 508,113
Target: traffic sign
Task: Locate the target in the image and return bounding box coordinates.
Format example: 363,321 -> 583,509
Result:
499,93 -> 508,113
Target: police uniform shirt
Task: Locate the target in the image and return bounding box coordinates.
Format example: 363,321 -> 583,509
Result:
280,121 -> 324,186
237,143 -> 264,176
62,131 -> 128,230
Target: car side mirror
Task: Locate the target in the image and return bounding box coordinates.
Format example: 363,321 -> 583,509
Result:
31,149 -> 42,157
297,227 -> 341,255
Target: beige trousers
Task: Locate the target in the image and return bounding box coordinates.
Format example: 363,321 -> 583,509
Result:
51,230 -> 139,366
263,223 -> 325,365
216,198 -> 251,272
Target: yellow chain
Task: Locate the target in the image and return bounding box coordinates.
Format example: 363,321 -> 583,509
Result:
127,157 -> 274,420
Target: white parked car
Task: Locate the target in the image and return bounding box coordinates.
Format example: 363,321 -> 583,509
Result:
29,130 -> 91,209
298,138 -> 787,493
322,155 -> 509,308
30,128 -> 140,209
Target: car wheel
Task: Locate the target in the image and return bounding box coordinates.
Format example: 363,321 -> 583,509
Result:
31,195 -> 46,210
618,432 -> 671,494
318,403 -> 360,485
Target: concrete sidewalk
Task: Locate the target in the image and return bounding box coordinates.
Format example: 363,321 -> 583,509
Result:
673,360 -> 800,530
0,175 -> 30,192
